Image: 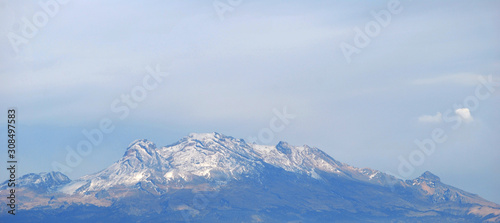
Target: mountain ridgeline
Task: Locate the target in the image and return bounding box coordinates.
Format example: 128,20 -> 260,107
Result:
1,133 -> 499,222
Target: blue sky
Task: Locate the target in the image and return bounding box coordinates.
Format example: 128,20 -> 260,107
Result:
1,0 -> 499,203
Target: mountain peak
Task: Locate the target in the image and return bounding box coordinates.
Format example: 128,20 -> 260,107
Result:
419,171 -> 440,181
123,139 -> 158,165
185,132 -> 225,141
127,139 -> 156,150
276,141 -> 293,155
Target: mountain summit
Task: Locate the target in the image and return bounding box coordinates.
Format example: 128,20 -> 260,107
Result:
1,133 -> 499,222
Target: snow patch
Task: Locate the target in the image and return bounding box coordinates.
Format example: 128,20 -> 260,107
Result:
60,181 -> 87,195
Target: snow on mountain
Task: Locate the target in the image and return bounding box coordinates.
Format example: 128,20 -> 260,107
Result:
66,139 -> 167,193
249,140 -> 399,185
60,132 -> 400,194
0,171 -> 70,193
158,132 -> 264,181
405,170 -> 492,205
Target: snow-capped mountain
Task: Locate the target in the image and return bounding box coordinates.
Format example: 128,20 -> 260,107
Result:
1,133 -> 499,222
61,133 -> 398,194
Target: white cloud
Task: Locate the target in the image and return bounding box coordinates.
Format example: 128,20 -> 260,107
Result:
418,112 -> 442,123
455,108 -> 473,123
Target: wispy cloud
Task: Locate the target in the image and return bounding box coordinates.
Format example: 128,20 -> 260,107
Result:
418,112 -> 442,123
418,109 -> 474,124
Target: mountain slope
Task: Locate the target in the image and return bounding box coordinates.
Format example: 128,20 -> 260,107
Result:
1,133 -> 499,222
0,171 -> 70,193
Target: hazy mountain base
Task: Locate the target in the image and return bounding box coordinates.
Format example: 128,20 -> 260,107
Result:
6,208 -> 483,223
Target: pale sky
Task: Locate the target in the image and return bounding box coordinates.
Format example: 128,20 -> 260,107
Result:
1,0 -> 499,203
